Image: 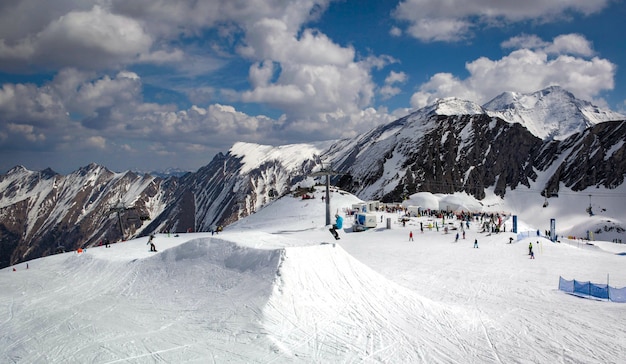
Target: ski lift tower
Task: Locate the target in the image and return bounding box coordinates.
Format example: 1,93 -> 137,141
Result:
107,201 -> 136,240
309,165 -> 344,226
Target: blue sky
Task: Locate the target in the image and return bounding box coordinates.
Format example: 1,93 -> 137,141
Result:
0,0 -> 624,174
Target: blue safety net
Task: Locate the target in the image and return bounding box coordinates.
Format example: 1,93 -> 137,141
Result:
559,276 -> 626,302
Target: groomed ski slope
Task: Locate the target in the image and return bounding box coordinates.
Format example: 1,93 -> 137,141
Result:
1,189 -> 625,363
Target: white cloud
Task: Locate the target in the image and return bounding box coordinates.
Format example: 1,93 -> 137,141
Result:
0,0 -> 402,172
385,71 -> 408,85
0,82 -> 68,125
410,34 -> 615,108
0,0 -> 389,133
389,26 -> 402,37
249,60 -> 276,88
501,34 -> 549,50
392,0 -> 610,43
0,6 -> 153,70
406,18 -> 472,42
137,49 -> 185,64
84,136 -> 106,149
545,34 -> 595,56
380,85 -> 402,100
503,33 -> 594,57
235,15 -> 390,126
239,20 -> 354,66
380,71 -> 408,99
7,123 -> 45,142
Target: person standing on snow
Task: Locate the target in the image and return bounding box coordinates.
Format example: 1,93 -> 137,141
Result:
148,234 -> 157,252
455,232 -> 459,242
474,239 -> 478,248
409,231 -> 414,241
528,242 -> 533,256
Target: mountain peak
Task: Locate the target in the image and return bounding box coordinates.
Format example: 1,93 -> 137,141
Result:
483,86 -> 625,140
410,97 -> 486,121
6,165 -> 30,175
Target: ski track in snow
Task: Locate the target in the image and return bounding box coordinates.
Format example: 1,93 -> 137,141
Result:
1,190 -> 626,363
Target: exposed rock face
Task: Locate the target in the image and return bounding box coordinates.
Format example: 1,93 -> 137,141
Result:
387,114 -> 542,201
0,164 -> 176,267
538,121 -> 626,194
328,113 -> 543,202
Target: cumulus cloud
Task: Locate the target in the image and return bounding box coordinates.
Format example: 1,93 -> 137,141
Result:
502,33 -> 595,57
409,34 -> 615,108
0,0 -> 401,172
0,0 -> 391,133
392,0 -> 610,42
385,71 -> 408,85
236,16 -> 391,125
0,6 -> 153,70
380,71 -> 408,99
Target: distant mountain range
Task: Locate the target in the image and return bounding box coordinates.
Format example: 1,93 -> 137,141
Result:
1,86 -> 624,268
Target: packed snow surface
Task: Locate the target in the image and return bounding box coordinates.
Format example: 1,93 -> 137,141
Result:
2,188 -> 626,363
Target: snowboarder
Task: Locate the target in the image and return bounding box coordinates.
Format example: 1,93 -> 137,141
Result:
329,214 -> 342,240
148,234 -> 157,252
474,239 -> 478,248
409,231 -> 414,241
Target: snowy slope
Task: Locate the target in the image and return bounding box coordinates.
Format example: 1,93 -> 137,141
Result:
230,141 -> 332,175
2,187 -> 625,363
412,97 -> 486,118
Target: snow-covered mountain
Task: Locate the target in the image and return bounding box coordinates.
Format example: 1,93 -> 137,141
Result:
483,86 -> 624,140
0,143 -> 330,268
1,87 -> 625,268
0,164 -> 175,268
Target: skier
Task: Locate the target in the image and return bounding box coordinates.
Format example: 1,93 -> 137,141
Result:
455,232 -> 459,242
148,234 -> 157,252
474,238 -> 478,248
409,231 -> 414,241
528,242 -> 533,256
509,237 -> 513,244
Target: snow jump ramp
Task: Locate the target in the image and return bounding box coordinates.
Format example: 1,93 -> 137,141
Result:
2,233 -> 499,363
